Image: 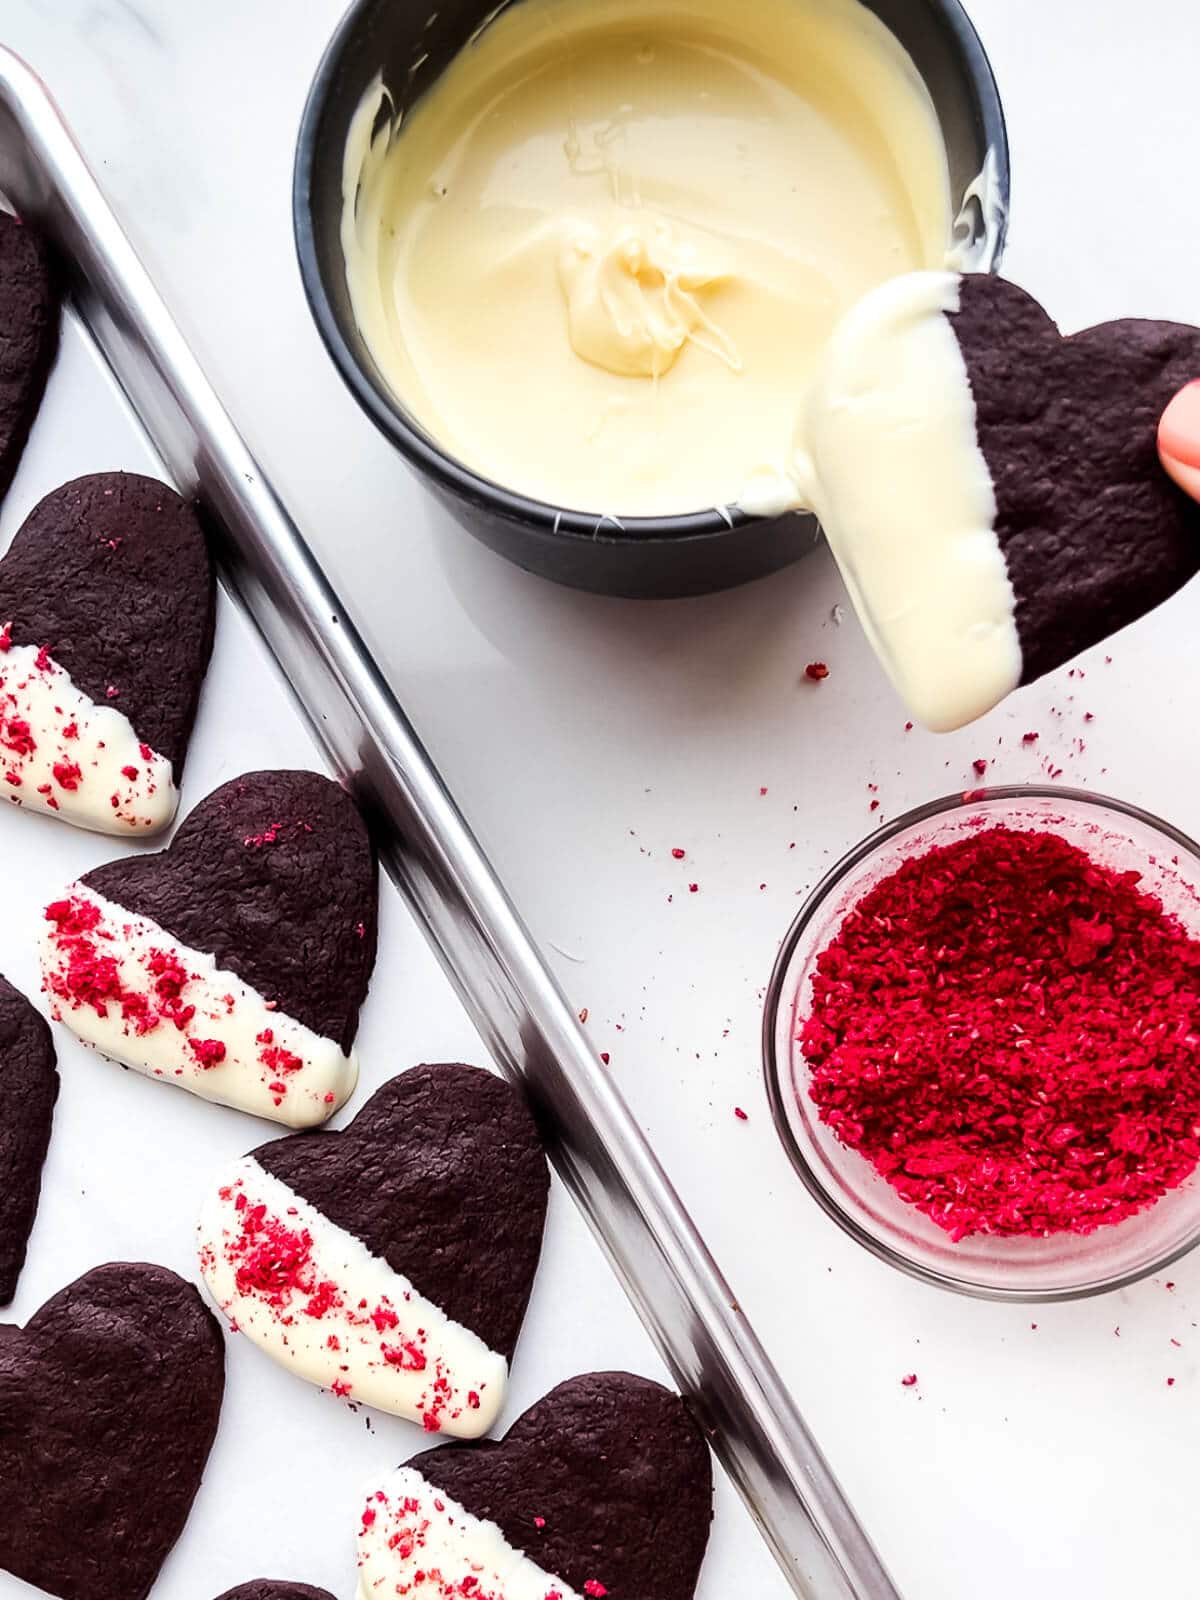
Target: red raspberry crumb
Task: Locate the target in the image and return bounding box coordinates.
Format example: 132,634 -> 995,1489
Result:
671,847 -> 686,860
734,1107 -> 748,1121
805,662 -> 830,682
188,1038 -> 227,1068
901,1374 -> 918,1388
52,761 -> 82,791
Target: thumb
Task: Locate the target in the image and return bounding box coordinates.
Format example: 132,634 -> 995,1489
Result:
1159,379 -> 1200,501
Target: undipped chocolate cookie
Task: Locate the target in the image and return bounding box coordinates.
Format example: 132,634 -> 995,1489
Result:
0,212 -> 58,502
0,1262 -> 224,1600
39,769 -> 378,1125
0,974 -> 57,1304
357,1372 -> 713,1599
798,270 -> 1200,730
198,1063 -> 549,1436
0,473 -> 215,833
214,1586 -> 334,1600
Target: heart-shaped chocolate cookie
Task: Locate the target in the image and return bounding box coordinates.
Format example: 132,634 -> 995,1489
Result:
0,213 -> 59,502
800,270 -> 1200,731
215,1586 -> 334,1600
40,769 -> 378,1126
0,472 -> 215,834
357,1372 -> 713,1599
950,274 -> 1200,682
0,1262 -> 225,1600
0,975 -> 57,1304
198,1062 -> 549,1437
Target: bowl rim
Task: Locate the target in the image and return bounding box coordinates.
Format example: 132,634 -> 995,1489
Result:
292,0 -> 1012,545
762,784 -> 1200,1303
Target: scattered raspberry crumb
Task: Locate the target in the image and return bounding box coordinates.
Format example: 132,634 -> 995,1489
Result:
901,1374 -> 918,1388
1022,731 -> 1039,744
534,1516 -> 546,1530
805,662 -> 830,682
671,847 -> 686,860
688,883 -> 699,894
972,759 -> 988,776
734,1107 -> 748,1121
331,1379 -> 352,1398
599,1051 -> 610,1065
904,721 -> 913,732
584,1584 -> 608,1598
869,800 -> 880,813
759,786 -> 768,796
1168,1377 -> 1176,1387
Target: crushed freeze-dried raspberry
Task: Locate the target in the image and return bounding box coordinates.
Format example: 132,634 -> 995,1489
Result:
800,826 -> 1200,1240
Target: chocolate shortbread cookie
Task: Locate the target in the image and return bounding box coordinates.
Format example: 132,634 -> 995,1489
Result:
801,270 -> 1200,730
0,975 -> 57,1303
357,1372 -> 713,1599
0,473 -> 215,833
198,1063 -> 549,1436
0,1262 -> 224,1600
40,769 -> 378,1126
214,1586 -> 334,1600
0,212 -> 58,501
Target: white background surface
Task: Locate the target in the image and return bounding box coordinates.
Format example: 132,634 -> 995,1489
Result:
0,1 -> 1198,1597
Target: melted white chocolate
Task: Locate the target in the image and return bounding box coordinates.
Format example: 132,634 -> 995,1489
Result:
342,0 -> 954,517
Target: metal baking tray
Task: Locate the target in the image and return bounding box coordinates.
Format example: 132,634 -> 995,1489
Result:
0,48 -> 898,1600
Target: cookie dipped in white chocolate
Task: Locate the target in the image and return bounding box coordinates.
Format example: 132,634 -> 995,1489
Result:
357,1468 -> 583,1600
0,637 -> 177,833
39,887 -> 356,1127
791,270 -> 1020,731
199,1157 -> 507,1436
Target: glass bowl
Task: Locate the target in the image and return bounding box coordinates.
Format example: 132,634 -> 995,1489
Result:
763,786 -> 1200,1301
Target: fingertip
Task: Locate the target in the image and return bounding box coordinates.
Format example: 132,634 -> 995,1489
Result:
1159,379 -> 1200,499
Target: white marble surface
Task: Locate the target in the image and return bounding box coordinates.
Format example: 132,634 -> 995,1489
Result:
2,1 -> 1200,1597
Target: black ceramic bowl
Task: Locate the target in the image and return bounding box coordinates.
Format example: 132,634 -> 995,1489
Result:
295,0 -> 1010,599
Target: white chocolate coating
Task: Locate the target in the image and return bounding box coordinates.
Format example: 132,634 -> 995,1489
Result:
341,0 -> 953,518
0,637 -> 177,834
198,1157 -> 507,1436
792,270 -> 1021,731
357,1467 -> 584,1600
39,886 -> 356,1127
